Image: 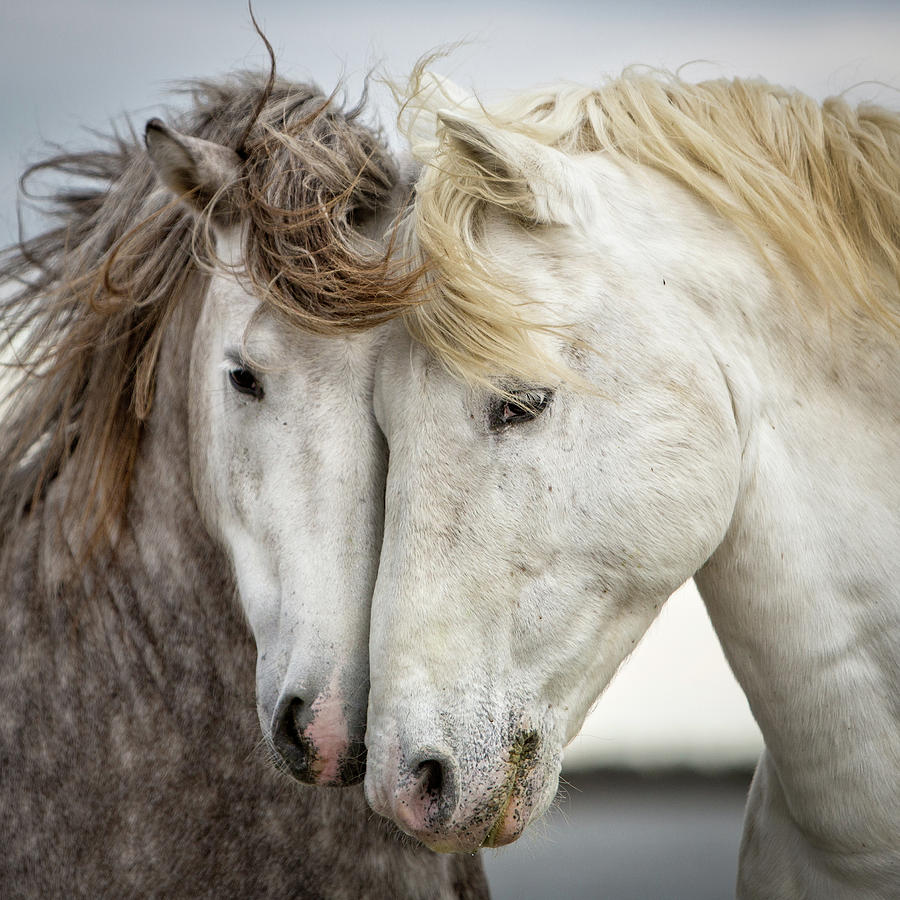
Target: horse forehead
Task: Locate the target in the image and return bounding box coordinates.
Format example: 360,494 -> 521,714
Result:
479,153 -> 705,276
213,224 -> 246,269
476,205 -> 610,310
202,275 -> 389,381
376,327 -> 461,401
370,326 -> 441,431
251,319 -> 389,387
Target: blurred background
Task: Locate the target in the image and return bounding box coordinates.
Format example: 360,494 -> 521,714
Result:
3,2 -> 897,896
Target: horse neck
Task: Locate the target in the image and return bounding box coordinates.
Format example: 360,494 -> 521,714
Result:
119,292 -> 233,610
35,288 -> 246,707
689,257 -> 900,855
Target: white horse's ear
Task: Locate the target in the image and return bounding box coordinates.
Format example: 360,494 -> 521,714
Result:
436,112 -> 585,227
144,119 -> 241,220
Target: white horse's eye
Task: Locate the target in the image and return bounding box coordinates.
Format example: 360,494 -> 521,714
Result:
489,389 -> 553,430
228,367 -> 264,400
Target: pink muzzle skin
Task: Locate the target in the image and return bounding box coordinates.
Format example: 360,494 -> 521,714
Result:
303,693 -> 351,785
482,789 -> 531,847
272,669 -> 368,787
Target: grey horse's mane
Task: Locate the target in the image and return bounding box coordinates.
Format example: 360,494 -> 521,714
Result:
0,70 -> 419,549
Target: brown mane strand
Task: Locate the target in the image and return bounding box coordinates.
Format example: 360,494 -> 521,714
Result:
0,70 -> 422,551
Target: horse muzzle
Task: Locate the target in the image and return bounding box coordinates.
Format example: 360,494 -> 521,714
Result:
366,726 -> 556,852
271,689 -> 366,786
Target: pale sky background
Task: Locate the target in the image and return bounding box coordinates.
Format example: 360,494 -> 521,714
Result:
2,0 -> 898,769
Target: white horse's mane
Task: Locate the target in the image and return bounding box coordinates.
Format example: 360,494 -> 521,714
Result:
394,63 -> 900,386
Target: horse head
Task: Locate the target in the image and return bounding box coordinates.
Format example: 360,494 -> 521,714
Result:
364,104 -> 746,847
145,112 -> 399,787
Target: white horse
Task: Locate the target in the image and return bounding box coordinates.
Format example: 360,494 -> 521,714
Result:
363,70 -> 900,897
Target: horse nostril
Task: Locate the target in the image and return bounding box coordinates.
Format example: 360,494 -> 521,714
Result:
276,696 -> 306,746
416,758 -> 445,799
403,750 -> 459,828
283,697 -> 304,742
272,696 -> 314,781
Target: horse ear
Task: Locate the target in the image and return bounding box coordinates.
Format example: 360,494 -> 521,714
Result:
436,112 -> 585,227
144,119 -> 241,221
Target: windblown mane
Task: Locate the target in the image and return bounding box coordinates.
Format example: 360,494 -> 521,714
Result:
0,70 -> 418,547
396,65 -> 900,385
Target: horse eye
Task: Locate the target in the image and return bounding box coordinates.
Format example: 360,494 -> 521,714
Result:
489,389 -> 553,430
228,367 -> 264,400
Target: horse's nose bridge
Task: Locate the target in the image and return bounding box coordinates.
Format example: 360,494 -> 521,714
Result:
273,576 -> 373,705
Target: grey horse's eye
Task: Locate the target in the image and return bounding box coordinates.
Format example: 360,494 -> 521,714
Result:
489,389 -> 553,430
228,366 -> 264,400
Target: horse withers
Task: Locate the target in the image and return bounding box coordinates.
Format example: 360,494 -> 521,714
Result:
363,69 -> 900,897
0,72 -> 487,897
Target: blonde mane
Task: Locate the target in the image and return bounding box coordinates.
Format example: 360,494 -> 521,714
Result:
396,65 -> 900,385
